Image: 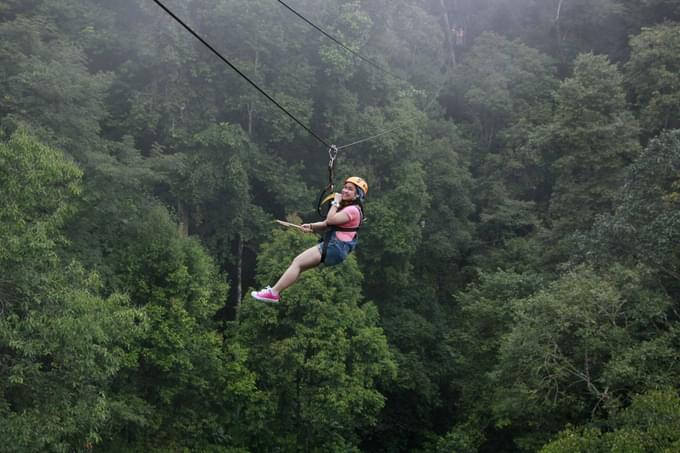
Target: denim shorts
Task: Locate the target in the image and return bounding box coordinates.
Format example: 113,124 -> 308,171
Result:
318,234 -> 357,266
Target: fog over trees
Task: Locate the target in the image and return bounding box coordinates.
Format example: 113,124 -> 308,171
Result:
1,0 -> 680,451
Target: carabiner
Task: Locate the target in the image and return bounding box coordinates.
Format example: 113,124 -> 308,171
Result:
328,145 -> 338,168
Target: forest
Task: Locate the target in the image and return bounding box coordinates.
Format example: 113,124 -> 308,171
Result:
1,0 -> 680,451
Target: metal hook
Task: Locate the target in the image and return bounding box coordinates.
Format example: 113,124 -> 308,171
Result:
328,145 -> 338,168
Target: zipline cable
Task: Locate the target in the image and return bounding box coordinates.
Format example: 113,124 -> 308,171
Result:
276,0 -> 403,82
334,58 -> 450,150
151,0 -> 332,149
336,125 -> 402,151
276,0 -> 450,151
336,73 -> 448,150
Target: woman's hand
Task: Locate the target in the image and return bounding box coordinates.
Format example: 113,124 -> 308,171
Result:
301,223 -> 314,233
333,192 -> 342,203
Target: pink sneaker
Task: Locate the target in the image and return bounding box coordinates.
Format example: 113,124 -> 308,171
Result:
251,286 -> 280,303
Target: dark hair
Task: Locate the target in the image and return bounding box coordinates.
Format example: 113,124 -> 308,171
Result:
339,198 -> 365,219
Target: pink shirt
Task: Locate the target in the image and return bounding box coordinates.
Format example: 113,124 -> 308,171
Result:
334,205 -> 362,242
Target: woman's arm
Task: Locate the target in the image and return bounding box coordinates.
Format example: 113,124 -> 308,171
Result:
325,193 -> 350,225
301,194 -> 350,232
302,219 -> 330,233
303,209 -> 349,231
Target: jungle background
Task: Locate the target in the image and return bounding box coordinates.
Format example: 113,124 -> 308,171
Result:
1,0 -> 680,451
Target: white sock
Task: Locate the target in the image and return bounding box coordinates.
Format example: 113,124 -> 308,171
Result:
270,287 -> 279,296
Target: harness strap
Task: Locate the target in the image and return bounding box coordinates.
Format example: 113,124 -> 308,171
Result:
320,206 -> 363,263
320,229 -> 334,264
333,226 -> 360,232
317,146 -> 339,218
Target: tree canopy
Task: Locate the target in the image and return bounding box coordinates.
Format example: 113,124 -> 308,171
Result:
1,0 -> 680,451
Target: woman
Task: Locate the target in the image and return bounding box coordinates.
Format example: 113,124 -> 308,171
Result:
251,176 -> 368,303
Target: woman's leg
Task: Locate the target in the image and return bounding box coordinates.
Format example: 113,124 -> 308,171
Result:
272,245 -> 322,293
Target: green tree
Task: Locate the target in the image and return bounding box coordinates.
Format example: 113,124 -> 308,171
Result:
451,270 -> 545,440
586,130 -> 680,285
625,22 -> 680,137
416,120 -> 475,295
0,130 -> 81,285
0,12 -> 112,159
0,269 -> 146,453
101,205 -> 234,450
337,108 -> 472,451
234,228 -> 396,452
546,53 -> 639,243
339,98 -> 432,296
101,0 -> 216,150
0,131 -> 144,452
491,264 -> 679,451
438,0 -> 630,68
618,0 -> 680,41
541,388 -> 680,453
447,32 -> 557,154
446,32 -> 557,273
200,0 -> 318,144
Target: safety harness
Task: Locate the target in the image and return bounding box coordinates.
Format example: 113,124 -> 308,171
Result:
320,202 -> 364,264
316,145 -> 367,263
316,146 -> 338,218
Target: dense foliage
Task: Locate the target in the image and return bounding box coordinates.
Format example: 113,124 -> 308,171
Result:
1,0 -> 679,451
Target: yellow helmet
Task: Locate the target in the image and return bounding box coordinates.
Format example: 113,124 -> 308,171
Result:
345,176 -> 368,196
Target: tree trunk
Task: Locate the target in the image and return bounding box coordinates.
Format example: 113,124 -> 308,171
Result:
554,0 -> 566,66
439,0 -> 456,65
247,103 -> 254,137
177,200 -> 189,237
555,0 -> 564,21
235,231 -> 243,320
246,48 -> 259,136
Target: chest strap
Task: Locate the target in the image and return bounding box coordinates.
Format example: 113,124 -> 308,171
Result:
320,226 -> 362,263
320,206 -> 363,264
